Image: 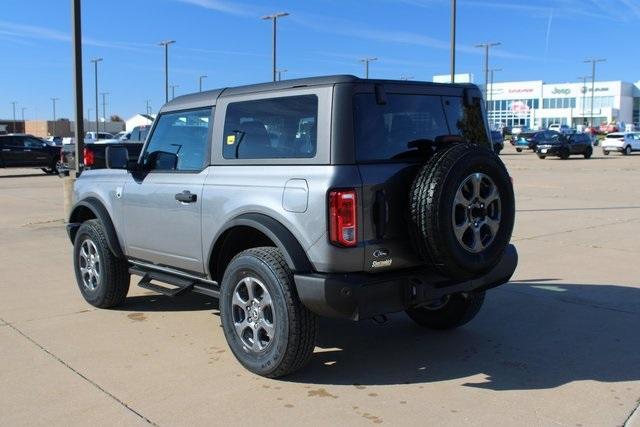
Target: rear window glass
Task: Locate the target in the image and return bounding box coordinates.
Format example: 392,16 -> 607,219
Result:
223,95 -> 318,159
354,93 -> 489,162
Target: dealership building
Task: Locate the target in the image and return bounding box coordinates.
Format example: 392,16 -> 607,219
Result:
433,75 -> 640,130
485,80 -> 640,129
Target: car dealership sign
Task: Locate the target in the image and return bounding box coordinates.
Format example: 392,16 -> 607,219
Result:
543,82 -> 616,98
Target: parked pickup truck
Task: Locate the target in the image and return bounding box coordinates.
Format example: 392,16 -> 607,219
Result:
59,126 -> 150,174
59,141 -> 143,174
0,134 -> 62,174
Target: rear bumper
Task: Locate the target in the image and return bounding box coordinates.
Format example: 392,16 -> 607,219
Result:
602,146 -> 624,152
294,244 -> 518,321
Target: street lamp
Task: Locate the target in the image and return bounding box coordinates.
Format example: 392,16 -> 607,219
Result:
145,100 -> 152,115
51,98 -> 59,136
170,84 -> 179,100
100,92 -> 109,130
360,57 -> 378,79
577,75 -> 592,125
583,58 -> 606,127
489,68 -> 502,113
475,42 -> 501,111
90,57 -> 103,139
450,0 -> 457,83
10,101 -> 17,133
159,40 -> 176,103
277,69 -> 288,81
262,12 -> 289,82
199,75 -> 208,92
21,107 -> 27,121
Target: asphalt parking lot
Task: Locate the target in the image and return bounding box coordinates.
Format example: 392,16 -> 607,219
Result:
1,145 -> 639,426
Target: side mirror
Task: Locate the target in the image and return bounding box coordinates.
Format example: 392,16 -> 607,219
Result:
106,146 -> 129,169
146,151 -> 178,171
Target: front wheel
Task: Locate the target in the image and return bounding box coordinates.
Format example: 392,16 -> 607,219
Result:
516,148 -> 522,153
560,149 -> 570,160
219,247 -> 318,378
584,148 -> 592,159
603,150 -> 610,156
624,146 -> 632,156
538,155 -> 546,160
406,292 -> 485,330
73,219 -> 130,308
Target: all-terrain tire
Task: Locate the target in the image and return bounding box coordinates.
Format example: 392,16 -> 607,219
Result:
406,292 -> 485,330
219,247 -> 318,378
408,144 -> 515,279
73,219 -> 130,308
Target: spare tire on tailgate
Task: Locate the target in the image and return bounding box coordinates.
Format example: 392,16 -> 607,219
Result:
409,143 -> 515,279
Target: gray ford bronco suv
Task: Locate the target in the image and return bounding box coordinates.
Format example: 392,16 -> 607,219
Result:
67,75 -> 517,378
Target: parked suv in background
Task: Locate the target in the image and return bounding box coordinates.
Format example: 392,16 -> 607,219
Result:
0,134 -> 61,174
601,132 -> 640,155
537,132 -> 593,159
66,76 -> 517,377
548,123 -> 571,135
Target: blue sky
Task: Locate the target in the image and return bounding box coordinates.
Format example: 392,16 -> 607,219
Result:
1,0 -> 639,120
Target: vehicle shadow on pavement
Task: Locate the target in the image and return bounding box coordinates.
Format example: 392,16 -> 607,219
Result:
0,173 -> 48,179
287,282 -> 640,391
113,293 -> 219,312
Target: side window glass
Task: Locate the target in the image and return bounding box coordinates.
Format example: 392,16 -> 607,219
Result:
223,95 -> 318,159
443,96 -> 490,147
142,108 -> 211,171
9,137 -> 26,148
25,138 -> 43,148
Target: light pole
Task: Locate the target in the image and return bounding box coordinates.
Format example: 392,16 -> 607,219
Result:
577,75 -> 592,125
262,12 -> 289,82
21,107 -> 26,121
450,0 -> 457,83
360,57 -> 378,79
199,75 -> 207,92
10,101 -> 17,133
475,42 -> 501,111
90,57 -> 102,139
71,0 -> 85,174
489,68 -> 502,113
170,84 -> 179,100
145,100 -> 152,115
100,92 -> 109,130
87,107 -> 92,129
277,69 -> 288,81
584,58 -> 606,127
159,40 -> 176,103
51,98 -> 59,136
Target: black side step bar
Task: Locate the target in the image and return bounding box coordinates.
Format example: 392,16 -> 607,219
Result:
129,266 -> 220,298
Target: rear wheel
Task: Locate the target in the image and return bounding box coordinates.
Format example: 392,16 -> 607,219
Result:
559,149 -> 570,160
219,247 -> 317,378
624,146 -> 632,156
41,159 -> 59,175
603,150 -> 610,156
406,292 -> 485,330
584,148 -> 592,159
516,148 -> 522,153
538,155 -> 546,160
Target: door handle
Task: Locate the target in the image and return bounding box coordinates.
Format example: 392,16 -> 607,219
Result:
175,191 -> 197,203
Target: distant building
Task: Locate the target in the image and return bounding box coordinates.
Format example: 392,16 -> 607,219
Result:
126,114 -> 155,132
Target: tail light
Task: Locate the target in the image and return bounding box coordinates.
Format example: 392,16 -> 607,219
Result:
83,147 -> 95,167
329,189 -> 357,247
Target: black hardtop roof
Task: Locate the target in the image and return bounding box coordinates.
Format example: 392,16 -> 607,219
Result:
161,74 -> 477,112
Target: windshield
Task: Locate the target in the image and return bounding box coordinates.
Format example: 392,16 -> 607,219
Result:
354,93 -> 489,162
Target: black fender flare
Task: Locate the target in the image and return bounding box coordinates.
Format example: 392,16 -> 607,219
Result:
209,213 -> 313,274
68,197 -> 124,258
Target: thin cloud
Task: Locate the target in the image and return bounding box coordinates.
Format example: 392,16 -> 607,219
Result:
175,0 -> 257,17
290,13 -> 537,61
